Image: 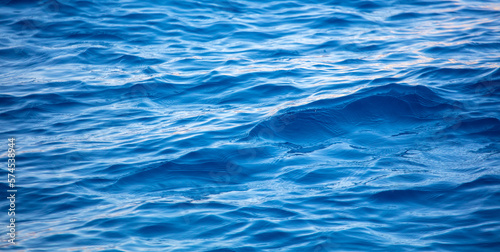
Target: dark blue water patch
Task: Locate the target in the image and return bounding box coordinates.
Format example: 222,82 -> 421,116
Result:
444,117 -> 500,137
387,11 -> 442,21
246,84 -> 458,144
75,47 -> 164,66
463,79 -> 500,98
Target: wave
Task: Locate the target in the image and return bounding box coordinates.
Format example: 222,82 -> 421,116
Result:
246,84 -> 458,144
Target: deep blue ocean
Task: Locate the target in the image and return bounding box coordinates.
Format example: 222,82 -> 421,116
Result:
1,0 -> 500,251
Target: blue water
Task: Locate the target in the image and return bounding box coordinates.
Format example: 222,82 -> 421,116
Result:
1,0 -> 500,251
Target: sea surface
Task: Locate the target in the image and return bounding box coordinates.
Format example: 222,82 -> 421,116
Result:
1,0 -> 500,251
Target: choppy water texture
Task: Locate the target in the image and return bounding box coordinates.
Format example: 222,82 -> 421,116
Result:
1,0 -> 500,251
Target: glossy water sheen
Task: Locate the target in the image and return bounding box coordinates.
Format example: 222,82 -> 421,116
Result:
1,0 -> 500,251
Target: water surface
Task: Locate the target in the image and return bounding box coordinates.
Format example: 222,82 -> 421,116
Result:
1,0 -> 500,251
